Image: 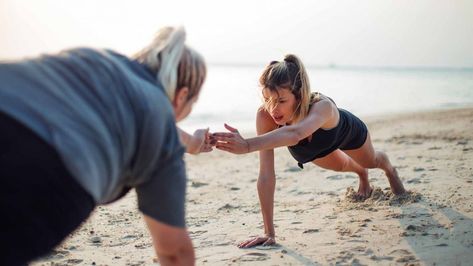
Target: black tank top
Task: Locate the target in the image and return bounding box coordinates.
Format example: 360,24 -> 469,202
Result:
287,108 -> 354,168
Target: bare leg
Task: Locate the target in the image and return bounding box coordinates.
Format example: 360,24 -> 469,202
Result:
343,133 -> 406,195
313,149 -> 372,198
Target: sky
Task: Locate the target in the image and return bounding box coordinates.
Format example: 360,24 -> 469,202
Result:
0,0 -> 472,68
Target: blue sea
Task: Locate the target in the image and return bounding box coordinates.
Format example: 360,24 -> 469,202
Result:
179,65 -> 473,133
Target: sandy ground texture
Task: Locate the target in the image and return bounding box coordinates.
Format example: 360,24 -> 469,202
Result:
32,107 -> 473,266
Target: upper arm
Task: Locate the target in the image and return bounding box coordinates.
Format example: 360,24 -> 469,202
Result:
256,108 -> 277,178
135,109 -> 187,228
291,99 -> 336,139
177,127 -> 191,146
136,155 -> 187,227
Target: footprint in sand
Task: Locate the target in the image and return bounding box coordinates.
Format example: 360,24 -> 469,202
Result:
90,236 -> 102,245
191,181 -> 208,188
234,252 -> 269,262
284,166 -> 302,172
218,203 -> 239,211
413,167 -> 425,172
389,249 -> 417,263
255,244 -> 280,250
326,175 -> 346,180
303,229 -> 320,234
42,250 -> 70,260
406,177 -> 422,184
370,255 -> 394,261
63,259 -> 83,265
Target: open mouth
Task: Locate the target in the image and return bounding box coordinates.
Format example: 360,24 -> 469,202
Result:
273,115 -> 283,122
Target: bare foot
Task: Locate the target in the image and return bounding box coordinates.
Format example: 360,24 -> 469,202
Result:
356,169 -> 372,200
386,168 -> 406,195
356,183 -> 373,200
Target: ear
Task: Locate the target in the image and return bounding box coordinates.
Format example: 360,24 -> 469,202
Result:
173,86 -> 189,110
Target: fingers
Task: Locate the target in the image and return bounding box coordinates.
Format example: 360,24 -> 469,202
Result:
201,144 -> 213,152
262,237 -> 275,246
212,132 -> 234,138
208,136 -> 217,146
236,236 -> 271,248
213,136 -> 235,144
238,237 -> 263,248
237,239 -> 253,248
215,144 -> 234,153
224,123 -> 238,133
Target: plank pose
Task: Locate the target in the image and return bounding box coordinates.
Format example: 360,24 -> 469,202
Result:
214,54 -> 406,248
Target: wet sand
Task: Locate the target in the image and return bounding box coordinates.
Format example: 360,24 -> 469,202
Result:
32,107 -> 473,265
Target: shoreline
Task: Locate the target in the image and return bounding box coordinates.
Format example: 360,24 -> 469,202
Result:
180,103 -> 473,135
33,107 -> 473,265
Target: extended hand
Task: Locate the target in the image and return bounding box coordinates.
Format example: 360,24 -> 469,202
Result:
200,129 -> 216,153
193,128 -> 216,153
237,235 -> 276,248
213,124 -> 250,154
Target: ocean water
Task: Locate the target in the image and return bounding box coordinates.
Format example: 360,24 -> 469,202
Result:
179,65 -> 473,133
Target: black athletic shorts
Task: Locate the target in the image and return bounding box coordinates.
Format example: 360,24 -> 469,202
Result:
0,112 -> 95,265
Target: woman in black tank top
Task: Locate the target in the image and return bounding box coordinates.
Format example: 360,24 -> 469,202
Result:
213,54 -> 406,249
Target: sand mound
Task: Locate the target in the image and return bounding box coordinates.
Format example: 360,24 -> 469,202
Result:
342,187 -> 421,208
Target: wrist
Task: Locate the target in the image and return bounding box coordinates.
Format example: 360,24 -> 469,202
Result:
245,139 -> 250,153
188,135 -> 202,154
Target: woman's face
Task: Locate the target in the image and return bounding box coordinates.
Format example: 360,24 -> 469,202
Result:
262,87 -> 298,125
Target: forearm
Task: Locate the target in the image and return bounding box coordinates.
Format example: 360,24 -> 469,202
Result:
247,126 -> 302,152
177,127 -> 201,154
257,175 -> 276,237
185,137 -> 202,154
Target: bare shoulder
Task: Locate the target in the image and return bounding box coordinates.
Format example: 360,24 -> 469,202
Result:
309,96 -> 339,128
310,96 -> 337,115
256,106 -> 278,135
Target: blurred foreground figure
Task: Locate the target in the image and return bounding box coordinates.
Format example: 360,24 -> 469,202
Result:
0,26 -> 207,265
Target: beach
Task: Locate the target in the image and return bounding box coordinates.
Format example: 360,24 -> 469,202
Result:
32,107 -> 473,265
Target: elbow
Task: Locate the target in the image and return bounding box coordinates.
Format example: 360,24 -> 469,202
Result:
155,239 -> 195,265
156,248 -> 195,266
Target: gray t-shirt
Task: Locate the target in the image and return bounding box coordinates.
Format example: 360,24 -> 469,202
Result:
0,48 -> 187,227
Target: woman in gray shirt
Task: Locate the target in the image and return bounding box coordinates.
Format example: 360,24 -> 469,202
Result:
0,26 -> 205,265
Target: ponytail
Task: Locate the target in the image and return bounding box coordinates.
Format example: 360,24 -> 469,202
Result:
134,26 -> 206,101
259,54 -> 312,123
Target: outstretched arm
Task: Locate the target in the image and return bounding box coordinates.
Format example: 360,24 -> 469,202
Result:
215,99 -> 335,154
177,127 -> 215,154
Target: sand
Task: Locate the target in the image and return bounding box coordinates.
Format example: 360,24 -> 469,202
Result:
32,107 -> 473,265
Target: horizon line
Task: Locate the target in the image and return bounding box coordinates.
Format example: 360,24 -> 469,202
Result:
208,62 -> 473,72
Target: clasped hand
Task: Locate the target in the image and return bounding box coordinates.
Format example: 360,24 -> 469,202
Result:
213,124 -> 250,154
191,128 -> 217,153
